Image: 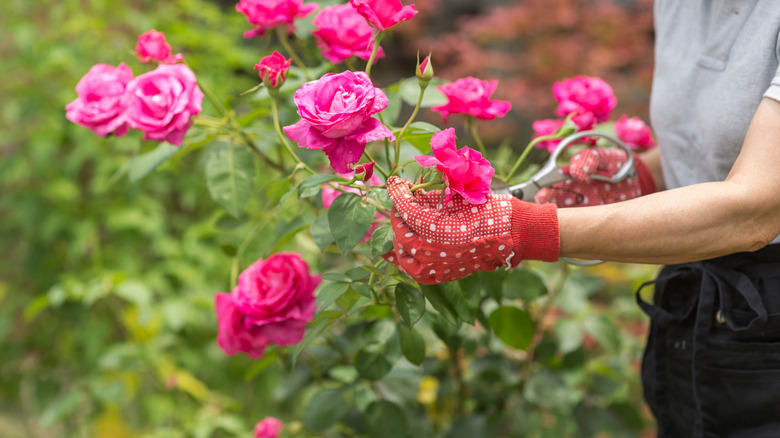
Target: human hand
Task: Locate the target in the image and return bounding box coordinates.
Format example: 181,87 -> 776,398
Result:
535,148 -> 656,207
384,176 -> 559,284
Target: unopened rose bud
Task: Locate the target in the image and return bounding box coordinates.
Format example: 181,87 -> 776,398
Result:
354,162 -> 375,181
416,53 -> 433,86
254,51 -> 292,90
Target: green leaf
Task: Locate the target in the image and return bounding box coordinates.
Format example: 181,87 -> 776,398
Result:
244,349 -> 278,381
398,121 -> 441,154
127,142 -> 180,182
262,178 -> 292,205
355,345 -> 394,381
310,214 -> 334,249
365,400 -> 409,438
292,311 -> 339,367
370,224 -> 395,258
205,143 -> 255,218
398,323 -> 425,365
555,319 -> 584,354
479,269 -> 509,302
304,388 -> 351,432
40,390 -> 85,427
315,282 -> 351,314
382,87 -> 403,126
328,192 -> 376,255
420,284 -> 460,325
584,315 -> 621,351
350,282 -> 372,298
395,283 -> 426,327
440,281 -> 476,323
488,306 -> 534,350
503,269 -> 548,301
399,77 -> 447,108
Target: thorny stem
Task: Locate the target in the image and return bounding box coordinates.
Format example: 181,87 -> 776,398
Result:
503,134 -> 559,182
410,179 -> 438,193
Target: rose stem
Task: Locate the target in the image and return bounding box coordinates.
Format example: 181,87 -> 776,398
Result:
393,83 -> 428,173
466,116 -> 487,156
504,133 -> 559,182
277,27 -> 312,81
270,94 -> 315,174
364,31 -> 384,78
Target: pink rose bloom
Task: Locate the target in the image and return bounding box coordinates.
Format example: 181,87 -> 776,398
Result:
414,128 -> 495,205
552,75 -> 617,124
532,119 -> 565,153
65,63 -> 133,137
236,0 -> 319,38
312,4 -> 384,64
215,253 -> 320,359
349,0 -> 418,31
254,417 -> 283,438
432,77 -> 512,124
254,51 -> 292,88
321,171 -> 385,243
123,63 -> 204,146
615,115 -> 656,151
135,30 -> 184,64
283,71 -> 394,173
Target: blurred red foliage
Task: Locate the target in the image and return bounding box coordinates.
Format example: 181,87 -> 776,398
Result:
392,0 -> 655,146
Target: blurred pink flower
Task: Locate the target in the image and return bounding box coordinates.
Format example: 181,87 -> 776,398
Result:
215,253 -> 320,359
312,4 -> 384,64
236,0 -> 319,38
321,171 -> 385,243
254,417 -> 283,438
414,128 -> 495,204
531,119 -> 564,153
65,63 -> 133,138
135,30 -> 184,64
615,115 -> 656,151
283,71 -> 394,173
123,64 -> 203,146
552,75 -> 616,124
349,0 -> 418,31
432,77 -> 512,123
254,51 -> 292,88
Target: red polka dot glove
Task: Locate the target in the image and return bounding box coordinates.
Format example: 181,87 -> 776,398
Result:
535,148 -> 656,207
384,176 -> 560,284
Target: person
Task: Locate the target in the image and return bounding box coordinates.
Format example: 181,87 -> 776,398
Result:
384,1 -> 780,436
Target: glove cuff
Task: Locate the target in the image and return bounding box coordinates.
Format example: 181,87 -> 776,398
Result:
509,199 -> 560,265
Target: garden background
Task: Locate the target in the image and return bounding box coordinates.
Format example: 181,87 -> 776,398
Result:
1,0 -> 661,436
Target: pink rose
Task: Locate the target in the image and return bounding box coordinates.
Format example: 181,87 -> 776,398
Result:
321,171 -> 384,243
552,76 -> 617,124
135,30 -> 184,64
254,417 -> 283,438
312,4 -> 384,64
432,77 -> 512,124
215,253 -> 320,359
254,51 -> 292,88
123,64 -> 204,146
615,115 -> 656,151
283,71 -> 394,173
349,0 -> 418,31
65,63 -> 133,137
236,0 -> 319,38
414,128 -> 495,205
532,119 -> 565,153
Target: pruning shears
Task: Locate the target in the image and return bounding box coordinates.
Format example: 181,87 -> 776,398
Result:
497,130 -> 636,266
497,130 -> 635,202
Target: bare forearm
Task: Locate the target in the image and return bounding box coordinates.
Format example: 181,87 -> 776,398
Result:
558,180 -> 771,264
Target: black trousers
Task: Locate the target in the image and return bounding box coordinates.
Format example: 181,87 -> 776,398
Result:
637,245 -> 780,438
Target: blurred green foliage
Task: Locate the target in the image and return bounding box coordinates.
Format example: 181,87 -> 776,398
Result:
0,1 -> 659,437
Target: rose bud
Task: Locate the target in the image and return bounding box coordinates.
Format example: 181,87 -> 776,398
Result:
354,161 -> 375,181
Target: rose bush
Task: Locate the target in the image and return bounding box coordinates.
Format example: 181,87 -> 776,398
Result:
45,2 -> 658,437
